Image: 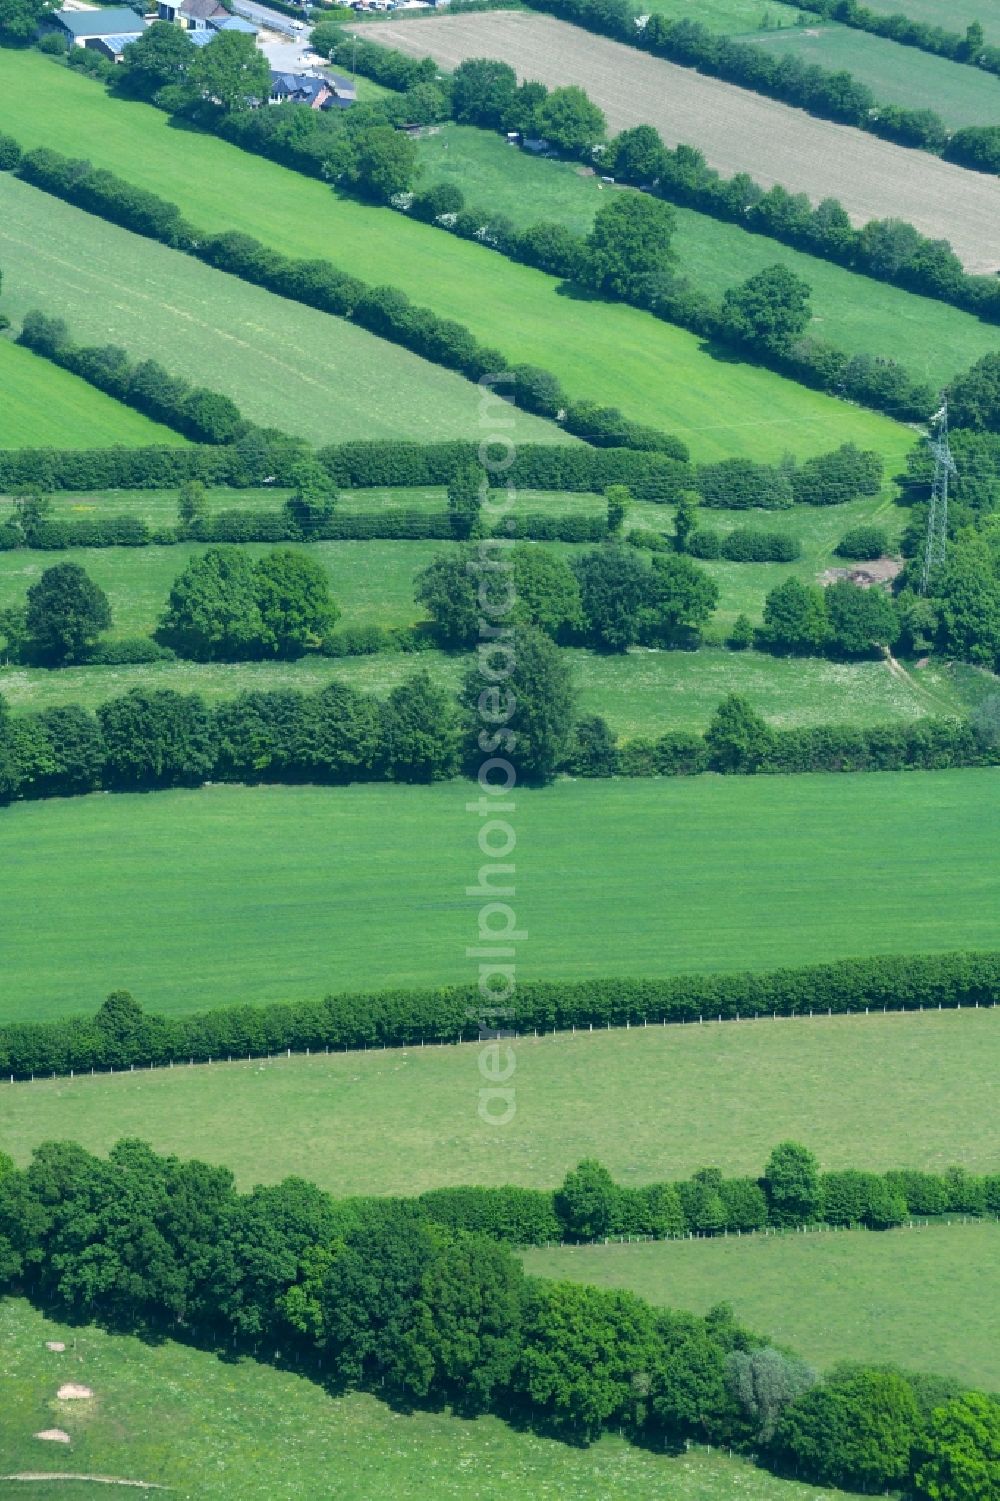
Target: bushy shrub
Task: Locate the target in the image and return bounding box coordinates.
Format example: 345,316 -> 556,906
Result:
836,524 -> 889,560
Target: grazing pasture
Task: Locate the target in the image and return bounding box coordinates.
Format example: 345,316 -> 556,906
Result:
0,1300 -> 849,1501
366,12 -> 1000,272
747,22 -> 1000,128
641,0 -> 804,28
0,539 -> 443,638
0,338 -> 185,450
524,1221 -> 1000,1391
2,1010 -> 997,1193
0,643 -> 961,728
416,124 -> 1000,390
0,175 -> 559,447
0,52 -> 914,466
1,772 -> 998,1021
861,0 -> 1000,45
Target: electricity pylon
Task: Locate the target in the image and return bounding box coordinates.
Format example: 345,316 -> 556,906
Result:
920,399 -> 956,595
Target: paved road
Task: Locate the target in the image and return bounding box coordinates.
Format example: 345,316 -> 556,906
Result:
231,0 -> 306,37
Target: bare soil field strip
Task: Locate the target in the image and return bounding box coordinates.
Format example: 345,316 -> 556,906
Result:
366,12 -> 1000,273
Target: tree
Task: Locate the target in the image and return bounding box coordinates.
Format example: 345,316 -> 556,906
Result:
121,20 -> 194,92
912,1391 -> 1000,1501
585,194 -> 677,302
763,1141 -> 822,1226
98,687 -> 215,787
642,553 -> 718,644
284,459 -> 337,539
674,493 -> 698,552
728,613 -> 754,650
554,1159 -> 620,1241
936,537 -> 1000,667
605,484 -> 629,535
0,606 -> 28,665
25,562 -> 111,665
535,85 -> 606,155
415,1234 -> 525,1411
518,1280 -> 656,1441
35,704 -> 105,796
450,59 -> 519,130
824,580 -> 898,657
573,546 -> 649,651
610,124 -> 667,183
858,216 -> 923,279
447,463 -> 486,540
0,0 -> 48,41
253,549 -> 340,657
383,670 -> 460,782
727,1347 -> 818,1442
188,30 -> 270,113
563,714 -> 618,776
720,264 -> 812,349
761,577 -> 829,654
352,126 -> 418,203
511,545 -> 583,640
177,478 -> 209,535
775,1368 -> 922,1493
158,547 -> 263,661
463,626 -> 575,782
704,694 -> 775,772
298,681 -> 383,780
949,353 -> 1000,433
414,551 -> 479,649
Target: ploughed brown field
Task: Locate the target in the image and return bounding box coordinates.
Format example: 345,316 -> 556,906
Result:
365,11 -> 1000,273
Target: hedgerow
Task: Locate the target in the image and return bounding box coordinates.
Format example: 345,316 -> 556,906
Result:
1,950 -> 998,1078
2,1132 -> 996,1488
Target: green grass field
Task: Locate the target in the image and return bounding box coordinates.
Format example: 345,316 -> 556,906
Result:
1,772 -> 998,1020
641,0 -> 806,28
0,485 -> 906,637
0,642 -> 965,729
415,124 -> 1000,392
0,1300 -> 848,1501
862,0 -> 1000,45
0,175 -> 559,447
747,22 -> 1000,127
0,538 -> 445,638
524,1222 -> 1000,1391
3,1009 -> 997,1192
0,52 -> 915,468
0,337 -> 185,450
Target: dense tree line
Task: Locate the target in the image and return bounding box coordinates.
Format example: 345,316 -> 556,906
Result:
758,576 -> 900,657
896,421 -> 1000,673
0,680 -> 994,805
415,542 -> 718,652
0,441 -> 688,500
319,41 -> 1000,323
2,948 -> 999,1078
17,310 -> 255,446
418,1141 -> 1000,1243
0,1135 -> 995,1494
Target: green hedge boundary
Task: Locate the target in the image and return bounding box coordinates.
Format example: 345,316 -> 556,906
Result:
2,950 -> 998,1079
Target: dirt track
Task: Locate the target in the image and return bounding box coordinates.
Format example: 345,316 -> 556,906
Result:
366,12 -> 1000,273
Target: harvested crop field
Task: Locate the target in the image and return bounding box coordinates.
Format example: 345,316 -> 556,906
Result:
366,12 -> 1000,273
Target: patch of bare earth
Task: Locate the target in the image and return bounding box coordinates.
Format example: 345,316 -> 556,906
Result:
819,557 -> 902,586
366,12 -> 1000,272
